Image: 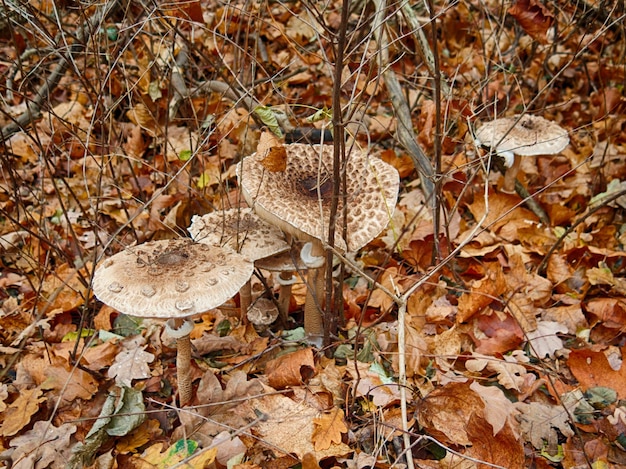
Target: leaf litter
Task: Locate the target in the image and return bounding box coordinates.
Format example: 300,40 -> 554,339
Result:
0,0 -> 625,467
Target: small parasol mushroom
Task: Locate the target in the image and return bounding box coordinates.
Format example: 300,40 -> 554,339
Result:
255,242 -> 308,324
474,114 -> 569,193
92,239 -> 254,405
237,143 -> 399,343
188,208 -> 290,317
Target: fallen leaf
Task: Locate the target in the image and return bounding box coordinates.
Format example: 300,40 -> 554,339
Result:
256,130 -> 287,172
515,401 -> 574,449
9,421 -> 77,469
0,388 -> 45,436
254,393 -> 351,460
311,407 -> 348,451
568,347 -> 626,398
526,320 -> 568,358
266,347 -> 316,389
470,381 -> 520,437
508,0 -> 554,42
416,381 -> 484,446
107,346 -> 155,387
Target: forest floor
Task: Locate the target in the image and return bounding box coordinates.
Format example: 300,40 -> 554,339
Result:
1,0 -> 626,468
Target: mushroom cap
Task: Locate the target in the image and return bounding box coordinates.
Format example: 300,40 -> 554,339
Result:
188,208 -> 290,262
92,239 -> 254,319
236,144 -> 399,252
254,242 -> 308,272
475,114 -> 569,158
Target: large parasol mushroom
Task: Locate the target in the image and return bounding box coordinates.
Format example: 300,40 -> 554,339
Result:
237,143 -> 399,343
92,239 -> 254,405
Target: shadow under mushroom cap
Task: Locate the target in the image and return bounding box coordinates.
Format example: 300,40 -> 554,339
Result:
92,239 -> 254,319
237,144 -> 399,252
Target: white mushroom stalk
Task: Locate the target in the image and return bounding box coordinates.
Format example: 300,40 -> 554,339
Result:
474,114 -> 569,193
92,239 -> 254,406
237,143 -> 399,344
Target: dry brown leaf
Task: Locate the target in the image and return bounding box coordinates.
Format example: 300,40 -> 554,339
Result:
266,348 -> 316,390
568,347 -> 626,398
515,401 -> 574,450
416,381 -> 484,446
470,381 -> 520,437
116,419 -> 163,454
253,393 -> 351,460
256,130 -> 287,172
465,412 -> 525,469
0,388 -> 45,436
8,421 -> 77,469
311,407 -> 348,451
457,266 -> 507,323
508,0 -> 554,42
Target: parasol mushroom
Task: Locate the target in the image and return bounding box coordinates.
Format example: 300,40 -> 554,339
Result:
254,242 -> 308,324
474,114 -> 569,193
188,208 -> 289,318
237,143 -> 399,344
92,239 -> 254,405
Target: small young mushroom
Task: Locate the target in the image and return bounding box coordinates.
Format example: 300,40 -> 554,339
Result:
237,143 -> 399,344
92,239 -> 254,405
188,208 -> 289,318
254,242 -> 308,324
474,114 -> 569,193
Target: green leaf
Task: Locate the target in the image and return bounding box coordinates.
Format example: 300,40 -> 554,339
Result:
197,171 -> 211,189
62,329 -> 96,342
306,106 -> 332,123
105,26 -> 118,41
585,387 -> 617,409
253,106 -> 283,137
107,387 -> 145,436
541,444 -> 564,462
178,149 -> 192,161
281,327 -> 306,341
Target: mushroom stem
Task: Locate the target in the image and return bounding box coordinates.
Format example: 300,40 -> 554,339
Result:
276,271 -> 296,324
502,154 -> 521,193
302,240 -> 325,342
167,318 -> 194,406
239,281 -> 252,323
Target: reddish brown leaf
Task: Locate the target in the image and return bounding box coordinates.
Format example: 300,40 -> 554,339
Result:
265,348 -> 316,389
568,347 -> 626,398
507,0 -> 554,42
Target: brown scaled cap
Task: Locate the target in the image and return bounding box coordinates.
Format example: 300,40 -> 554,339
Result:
92,239 -> 254,319
188,208 -> 289,262
236,144 -> 399,252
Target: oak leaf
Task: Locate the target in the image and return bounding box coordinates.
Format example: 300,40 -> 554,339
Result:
0,388 -> 45,436
107,346 -> 155,387
9,421 -> 77,469
312,407 -> 348,451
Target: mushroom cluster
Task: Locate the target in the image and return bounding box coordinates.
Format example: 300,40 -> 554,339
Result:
474,114 -> 569,193
92,239 -> 254,405
237,143 -> 399,343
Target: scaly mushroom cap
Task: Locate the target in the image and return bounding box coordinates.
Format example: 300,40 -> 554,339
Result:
475,114 -> 569,162
188,208 -> 290,262
236,144 -> 399,252
92,239 -> 254,319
